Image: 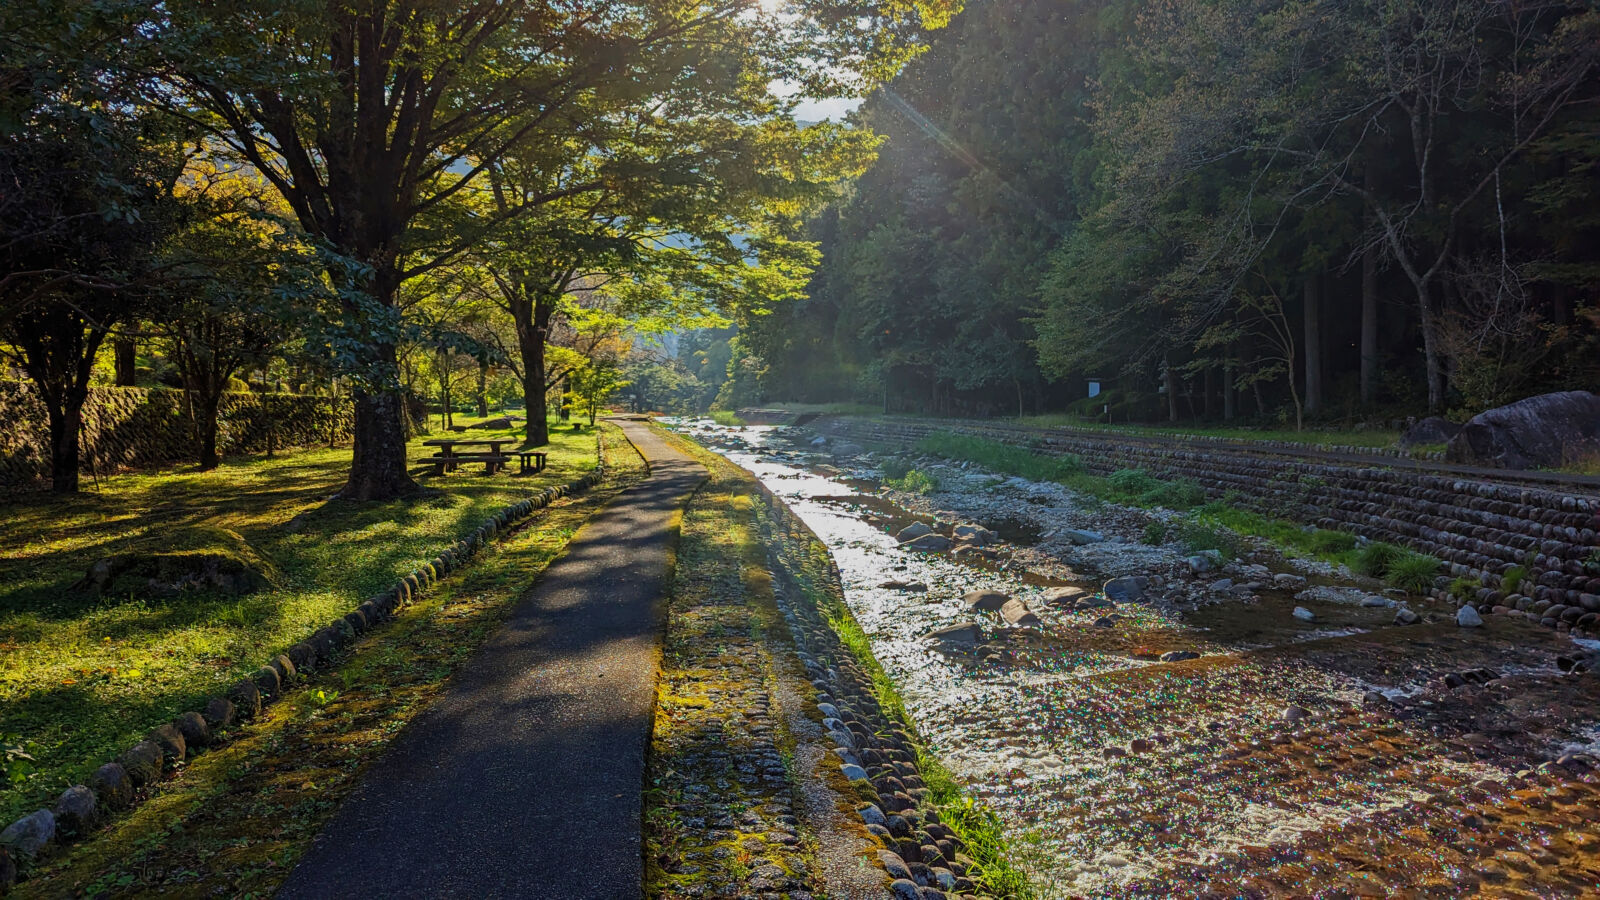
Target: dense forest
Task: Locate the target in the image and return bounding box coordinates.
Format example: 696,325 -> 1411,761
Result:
746,0 -> 1600,425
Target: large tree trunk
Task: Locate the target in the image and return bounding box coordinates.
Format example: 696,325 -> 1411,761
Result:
1360,244 -> 1378,405
512,292 -> 554,447
1416,282 -> 1445,413
197,392 -> 222,470
114,337 -> 136,386
340,339 -> 418,500
1303,275 -> 1322,416
46,395 -> 85,494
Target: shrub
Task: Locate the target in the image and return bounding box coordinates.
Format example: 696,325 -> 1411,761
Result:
880,457 -> 913,481
1501,565 -> 1527,595
1142,521 -> 1166,545
1108,469 -> 1159,496
1309,530 -> 1357,554
1386,552 -> 1442,594
1140,480 -> 1206,510
888,469 -> 939,495
914,432 -> 1083,483
1354,541 -> 1406,577
1449,576 -> 1479,603
1174,517 -> 1243,560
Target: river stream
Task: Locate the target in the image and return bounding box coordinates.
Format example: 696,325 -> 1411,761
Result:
666,418 -> 1600,898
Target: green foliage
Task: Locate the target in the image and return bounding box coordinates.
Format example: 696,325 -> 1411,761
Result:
0,425 -> 600,821
1449,577 -> 1480,603
1309,530 -> 1358,555
887,469 -> 939,495
709,410 -> 746,427
1501,565 -> 1527,595
1354,542 -> 1407,578
1174,518 -> 1243,561
880,457 -> 914,480
1386,552 -> 1442,595
1141,521 -> 1167,545
915,432 -> 1084,482
1108,469 -> 1159,496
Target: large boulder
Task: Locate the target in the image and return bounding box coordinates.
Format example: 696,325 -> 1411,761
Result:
1398,416 -> 1461,449
1445,391 -> 1600,470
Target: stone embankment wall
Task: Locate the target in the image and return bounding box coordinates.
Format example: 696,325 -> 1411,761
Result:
0,382 -> 353,489
819,417 -> 1600,632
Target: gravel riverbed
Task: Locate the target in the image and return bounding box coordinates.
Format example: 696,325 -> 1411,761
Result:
666,418 -> 1600,898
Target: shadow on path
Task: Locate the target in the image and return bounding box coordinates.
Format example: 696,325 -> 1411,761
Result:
277,421 -> 705,899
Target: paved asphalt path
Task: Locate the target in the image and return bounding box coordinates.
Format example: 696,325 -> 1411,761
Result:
278,420 -> 705,899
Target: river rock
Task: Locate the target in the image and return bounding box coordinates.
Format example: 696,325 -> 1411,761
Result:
809,435 -> 827,448
1282,705 -> 1310,722
1160,650 -> 1200,662
902,533 -> 952,553
927,623 -> 983,648
999,599 -> 1040,627
1042,586 -> 1090,607
1063,529 -> 1105,545
1273,573 -> 1308,590
962,590 -> 1011,612
1185,555 -> 1217,575
1292,606 -> 1316,622
896,522 -> 933,542
1446,390 -> 1600,469
953,524 -> 997,545
1457,605 -> 1485,627
1399,416 -> 1462,449
1103,576 -> 1146,603
0,809 -> 55,860
1395,608 -> 1421,625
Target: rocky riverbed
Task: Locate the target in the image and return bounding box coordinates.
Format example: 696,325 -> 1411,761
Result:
665,418 -> 1600,898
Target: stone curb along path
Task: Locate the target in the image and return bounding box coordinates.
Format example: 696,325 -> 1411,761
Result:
275,419 -> 706,899
0,437 -> 605,893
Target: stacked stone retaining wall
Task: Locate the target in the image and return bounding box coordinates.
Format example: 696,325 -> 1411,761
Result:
819,417 -> 1600,629
0,382 -> 353,490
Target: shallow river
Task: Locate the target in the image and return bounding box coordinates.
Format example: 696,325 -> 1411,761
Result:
667,419 -> 1600,898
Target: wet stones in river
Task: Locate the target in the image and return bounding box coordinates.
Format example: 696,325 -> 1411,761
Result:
1394,608 -> 1421,626
926,623 -> 983,650
1292,606 -> 1316,622
962,589 -> 1010,612
1042,585 -> 1090,608
952,523 -> 999,546
902,533 -> 952,553
1062,529 -> 1105,545
1160,650 -> 1200,663
1282,705 -> 1310,723
895,522 -> 934,542
1185,551 -> 1222,574
1273,573 -> 1308,590
1457,605 -> 1485,627
1103,576 -> 1147,603
879,580 -> 928,592
999,599 -> 1040,627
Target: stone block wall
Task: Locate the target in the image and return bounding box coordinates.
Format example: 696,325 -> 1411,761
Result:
820,417 -> 1600,626
0,382 -> 353,490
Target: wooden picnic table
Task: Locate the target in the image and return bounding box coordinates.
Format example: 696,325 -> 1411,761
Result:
421,439 -> 548,476
423,438 -> 511,475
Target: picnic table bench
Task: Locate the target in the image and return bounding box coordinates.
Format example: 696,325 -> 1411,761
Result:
422,439 -> 548,476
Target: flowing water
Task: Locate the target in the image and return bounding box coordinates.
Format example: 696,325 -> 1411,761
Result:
666,419 -> 1600,898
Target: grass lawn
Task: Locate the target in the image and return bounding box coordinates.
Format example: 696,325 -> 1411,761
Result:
1014,414 -> 1403,450
10,428 -> 645,897
0,418 -> 599,824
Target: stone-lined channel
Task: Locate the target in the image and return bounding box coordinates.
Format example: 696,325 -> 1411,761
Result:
666,418 -> 1600,898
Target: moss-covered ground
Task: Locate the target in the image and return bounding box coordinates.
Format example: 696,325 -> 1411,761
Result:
643,433 -> 827,898
0,420 -> 599,824
6,423 -> 645,897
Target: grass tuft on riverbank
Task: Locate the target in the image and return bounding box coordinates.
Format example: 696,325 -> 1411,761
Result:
0,421 -> 597,824
912,431 -> 1207,511
1185,503 -> 1443,593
